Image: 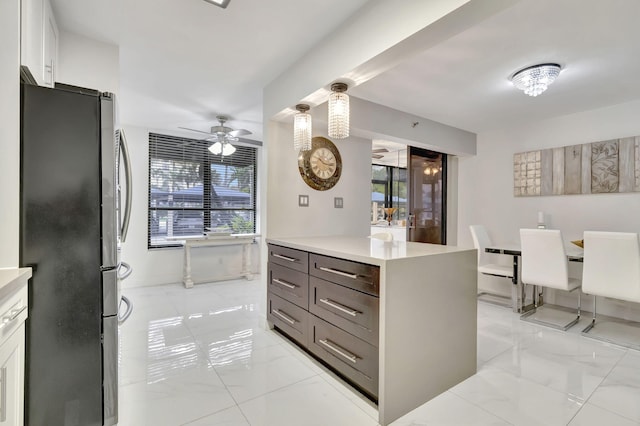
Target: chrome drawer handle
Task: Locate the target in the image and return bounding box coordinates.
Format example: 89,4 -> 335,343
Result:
319,298 -> 358,317
1,305 -> 27,329
319,266 -> 357,280
272,309 -> 296,325
318,339 -> 357,364
273,278 -> 296,290
273,253 -> 298,262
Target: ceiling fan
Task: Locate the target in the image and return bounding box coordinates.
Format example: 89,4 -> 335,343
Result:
371,148 -> 389,159
179,115 -> 251,156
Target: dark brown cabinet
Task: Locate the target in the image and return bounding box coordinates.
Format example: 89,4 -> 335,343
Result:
309,276 -> 379,346
267,243 -> 380,399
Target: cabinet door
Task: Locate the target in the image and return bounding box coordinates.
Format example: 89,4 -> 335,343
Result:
42,0 -> 58,87
20,0 -> 45,85
0,323 -> 25,426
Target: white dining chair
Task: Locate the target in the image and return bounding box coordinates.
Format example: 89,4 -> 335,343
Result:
469,225 -> 513,307
519,228 -> 582,330
581,231 -> 640,348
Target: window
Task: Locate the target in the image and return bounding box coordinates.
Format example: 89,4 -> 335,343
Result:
371,165 -> 407,222
148,133 -> 257,248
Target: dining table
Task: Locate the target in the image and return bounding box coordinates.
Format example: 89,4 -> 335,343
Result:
484,242 -> 584,313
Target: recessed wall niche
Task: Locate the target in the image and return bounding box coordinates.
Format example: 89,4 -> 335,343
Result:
514,135 -> 640,197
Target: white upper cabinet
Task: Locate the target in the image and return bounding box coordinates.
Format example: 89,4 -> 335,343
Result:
20,0 -> 58,87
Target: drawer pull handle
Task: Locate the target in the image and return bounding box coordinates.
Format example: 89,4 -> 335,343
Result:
273,278 -> 296,290
0,305 -> 27,329
319,339 -> 358,364
273,253 -> 298,262
272,309 -> 296,325
319,298 -> 358,317
319,266 -> 358,280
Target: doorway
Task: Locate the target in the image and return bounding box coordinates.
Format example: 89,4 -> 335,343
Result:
407,146 -> 446,244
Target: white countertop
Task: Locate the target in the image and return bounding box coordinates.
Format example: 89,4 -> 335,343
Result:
0,267 -> 32,300
266,236 -> 473,266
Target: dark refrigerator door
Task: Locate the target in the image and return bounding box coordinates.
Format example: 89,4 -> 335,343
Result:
20,84 -> 104,426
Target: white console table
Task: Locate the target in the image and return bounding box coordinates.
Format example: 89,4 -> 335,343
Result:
168,234 -> 260,288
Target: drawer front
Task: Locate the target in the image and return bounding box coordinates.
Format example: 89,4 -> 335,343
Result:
268,244 -> 309,273
308,315 -> 378,399
268,293 -> 308,347
0,284 -> 28,345
309,253 -> 379,296
268,263 -> 309,309
309,276 -> 378,347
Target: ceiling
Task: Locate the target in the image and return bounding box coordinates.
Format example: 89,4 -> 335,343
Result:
50,0 -> 640,145
50,0 -> 369,141
351,0 -> 640,134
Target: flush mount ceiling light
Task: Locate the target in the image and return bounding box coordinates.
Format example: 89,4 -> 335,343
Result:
202,0 -> 230,8
511,63 -> 561,97
293,104 -> 312,152
328,82 -> 350,139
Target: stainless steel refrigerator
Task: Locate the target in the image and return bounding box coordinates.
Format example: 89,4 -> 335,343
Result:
20,82 -> 133,426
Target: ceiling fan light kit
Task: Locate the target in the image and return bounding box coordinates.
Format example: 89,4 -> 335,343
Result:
511,63 -> 561,97
293,104 -> 312,152
202,0 -> 230,8
328,82 -> 350,139
179,115 -> 250,157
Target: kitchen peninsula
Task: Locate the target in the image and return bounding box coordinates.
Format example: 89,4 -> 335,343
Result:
265,236 -> 477,426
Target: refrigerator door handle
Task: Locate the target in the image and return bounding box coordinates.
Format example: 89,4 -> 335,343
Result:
117,261 -> 132,280
118,295 -> 133,324
119,129 -> 132,243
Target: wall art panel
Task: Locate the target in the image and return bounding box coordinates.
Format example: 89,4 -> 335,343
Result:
591,140 -> 619,193
514,134 -> 640,196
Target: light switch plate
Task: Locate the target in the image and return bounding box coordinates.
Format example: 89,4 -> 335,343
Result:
298,194 -> 309,207
334,197 -> 343,208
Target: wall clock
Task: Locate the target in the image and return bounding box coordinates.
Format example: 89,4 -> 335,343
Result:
298,136 -> 342,191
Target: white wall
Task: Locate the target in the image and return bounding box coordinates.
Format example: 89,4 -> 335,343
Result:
121,125 -> 261,288
457,99 -> 640,320
0,0 -> 20,268
266,120 -> 372,239
57,30 -> 119,95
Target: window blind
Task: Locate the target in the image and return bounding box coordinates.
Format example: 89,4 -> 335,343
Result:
148,132 -> 257,248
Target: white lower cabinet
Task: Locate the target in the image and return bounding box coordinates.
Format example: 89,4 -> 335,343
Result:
0,323 -> 25,426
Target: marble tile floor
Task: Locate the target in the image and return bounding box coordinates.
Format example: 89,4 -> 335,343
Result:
118,278 -> 640,426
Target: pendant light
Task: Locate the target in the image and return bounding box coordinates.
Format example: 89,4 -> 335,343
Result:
328,82 -> 349,139
293,104 -> 312,151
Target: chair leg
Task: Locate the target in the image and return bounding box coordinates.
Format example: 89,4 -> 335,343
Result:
577,290 -> 581,319
582,296 -> 597,333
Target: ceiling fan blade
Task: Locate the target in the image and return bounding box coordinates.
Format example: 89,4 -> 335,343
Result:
228,129 -> 251,137
372,148 -> 389,153
178,126 -> 213,135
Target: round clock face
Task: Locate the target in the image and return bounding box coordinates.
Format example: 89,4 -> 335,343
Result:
298,137 -> 342,191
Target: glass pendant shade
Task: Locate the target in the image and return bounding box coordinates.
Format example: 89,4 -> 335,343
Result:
209,142 -> 222,155
511,63 -> 561,97
293,104 -> 312,151
208,141 -> 236,156
222,142 -> 236,156
328,83 -> 349,139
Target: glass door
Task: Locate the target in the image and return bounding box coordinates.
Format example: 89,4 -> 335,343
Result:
407,147 -> 446,244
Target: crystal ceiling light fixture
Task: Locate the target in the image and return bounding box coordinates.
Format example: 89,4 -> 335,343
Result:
510,63 -> 562,97
202,0 -> 231,8
293,104 -> 312,151
328,82 -> 350,139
